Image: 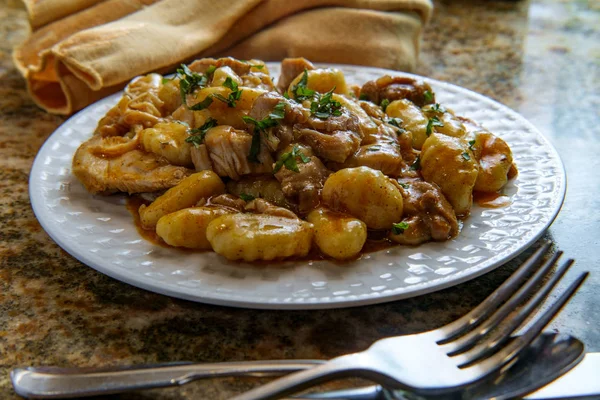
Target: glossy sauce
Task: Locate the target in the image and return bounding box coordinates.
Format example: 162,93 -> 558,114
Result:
473,191 -> 512,208
126,195 -> 167,247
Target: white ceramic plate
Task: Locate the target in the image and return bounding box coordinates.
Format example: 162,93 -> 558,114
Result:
29,63 -> 566,309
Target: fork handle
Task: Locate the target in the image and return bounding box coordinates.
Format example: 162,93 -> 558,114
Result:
231,354 -> 370,400
11,360 -> 324,399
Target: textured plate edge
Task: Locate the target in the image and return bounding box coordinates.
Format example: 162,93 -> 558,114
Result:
28,64 -> 567,310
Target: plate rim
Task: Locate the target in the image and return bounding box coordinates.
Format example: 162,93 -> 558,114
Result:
29,62 -> 567,309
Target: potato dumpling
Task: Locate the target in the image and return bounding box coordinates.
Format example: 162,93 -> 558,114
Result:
158,78 -> 182,115
139,171 -> 225,229
322,166 -> 403,230
422,106 -> 467,138
206,214 -> 314,261
191,86 -> 266,129
210,66 -> 243,87
287,68 -> 348,96
156,207 -> 234,249
385,99 -> 428,149
472,132 -> 514,192
420,133 -> 478,216
140,122 -> 193,167
307,208 -> 367,260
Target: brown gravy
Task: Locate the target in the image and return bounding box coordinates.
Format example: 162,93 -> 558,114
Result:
473,191 -> 512,208
125,195 -> 167,247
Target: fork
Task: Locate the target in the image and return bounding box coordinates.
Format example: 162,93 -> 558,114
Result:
232,242 -> 588,400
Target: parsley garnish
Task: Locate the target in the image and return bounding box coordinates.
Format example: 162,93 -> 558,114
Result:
426,116 -> 444,136
359,93 -> 369,101
410,156 -> 421,171
185,118 -> 218,146
273,145 -> 310,173
212,77 -> 243,107
430,103 -> 446,114
205,65 -> 216,76
462,152 -> 471,161
380,98 -> 390,112
243,101 -> 287,162
392,222 -> 409,235
291,69 -> 316,101
177,64 -> 208,107
161,77 -> 171,85
310,88 -> 343,119
468,139 -> 476,151
423,90 -> 434,103
251,64 -> 264,69
387,118 -> 403,128
399,182 -> 409,189
239,193 -> 255,202
189,95 -> 214,110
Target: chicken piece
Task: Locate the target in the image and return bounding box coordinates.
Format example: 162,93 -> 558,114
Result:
226,176 -> 290,209
202,194 -> 246,211
274,144 -> 330,215
72,135 -> 192,195
360,76 -> 435,108
190,144 -> 213,172
390,180 -> 459,245
277,57 -> 315,93
245,198 -> 298,219
293,107 -> 362,163
420,133 -> 479,216
204,125 -> 273,180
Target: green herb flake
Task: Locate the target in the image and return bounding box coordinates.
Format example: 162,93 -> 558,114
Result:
211,77 -> 243,108
177,64 -> 208,107
462,152 -> 471,161
430,103 -> 446,114
468,139 -> 476,151
380,98 -> 390,112
161,77 -> 171,85
251,64 -> 264,70
185,117 -> 218,146
387,118 -> 403,128
291,69 -> 316,102
205,65 -> 217,76
359,93 -> 369,101
410,156 -> 421,171
310,87 -> 343,120
399,182 -> 409,189
426,116 -> 444,136
391,222 -> 410,235
239,193 -> 255,202
423,90 -> 434,103
273,145 -> 310,174
189,95 -> 214,111
244,101 -> 288,162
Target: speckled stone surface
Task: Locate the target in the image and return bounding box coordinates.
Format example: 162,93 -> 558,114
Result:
0,0 -> 598,398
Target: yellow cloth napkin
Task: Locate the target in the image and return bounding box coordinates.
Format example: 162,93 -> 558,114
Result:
14,0 -> 432,115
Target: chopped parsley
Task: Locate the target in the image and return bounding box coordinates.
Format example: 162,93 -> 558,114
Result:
273,145 -> 310,173
462,152 -> 471,161
290,69 -> 316,101
251,64 -> 264,69
392,222 -> 409,235
399,182 -> 409,189
212,77 -> 243,107
387,117 -> 403,129
239,193 -> 255,202
426,116 -> 444,136
430,103 -> 446,114
205,65 -> 217,76
310,87 -> 343,119
423,90 -> 434,103
185,117 -> 218,146
189,95 -> 213,110
468,139 -> 476,151
410,156 -> 421,171
359,93 -> 369,101
177,64 -> 208,107
161,77 -> 171,85
243,101 -> 287,162
380,98 -> 390,112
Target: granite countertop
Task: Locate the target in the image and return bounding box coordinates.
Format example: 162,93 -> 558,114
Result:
0,0 -> 598,398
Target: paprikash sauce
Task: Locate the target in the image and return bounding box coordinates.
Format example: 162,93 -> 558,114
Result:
473,191 -> 512,208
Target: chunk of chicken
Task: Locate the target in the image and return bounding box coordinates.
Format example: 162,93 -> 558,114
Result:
245,198 -> 298,219
420,133 -> 479,216
390,180 -> 459,245
72,135 -> 191,195
276,57 -> 315,93
204,125 -> 274,180
359,76 -> 435,108
274,144 -> 330,215
226,176 -> 290,209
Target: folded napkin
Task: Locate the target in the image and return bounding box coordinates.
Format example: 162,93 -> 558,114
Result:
14,0 -> 432,115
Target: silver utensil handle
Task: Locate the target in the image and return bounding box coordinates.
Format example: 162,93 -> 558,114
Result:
11,360 -> 324,399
